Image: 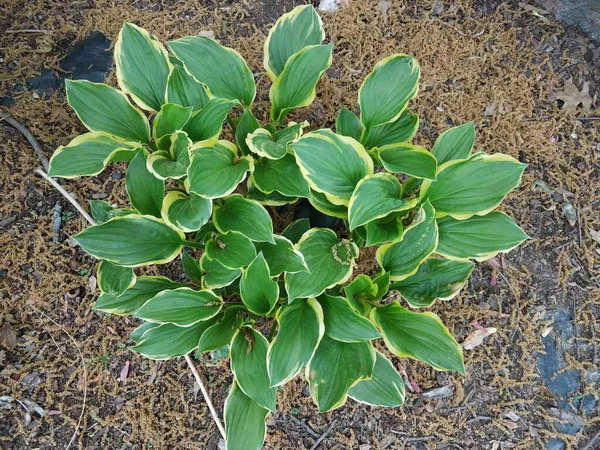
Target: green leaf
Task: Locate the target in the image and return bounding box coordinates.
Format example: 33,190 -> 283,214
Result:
376,201 -> 438,281
291,129 -> 373,206
306,334 -> 375,412
246,129 -> 286,160
213,194 -> 274,243
362,109 -> 419,149
246,121 -> 306,160
370,301 -> 465,373
431,122 -> 475,165
196,305 -> 245,354
89,200 -> 114,224
168,36 -> 255,105
343,275 -> 377,316
336,107 -> 363,141
130,320 -> 216,359
263,4 -> 325,80
235,108 -> 260,155
391,257 -> 474,307
130,321 -> 159,343
48,132 -> 140,178
364,214 -> 404,246
282,218 -> 310,244
270,44 -> 333,123
126,149 -> 164,217
204,231 -> 257,269
134,287 -> 221,326
240,253 -> 279,315
181,251 -> 203,284
246,180 -> 298,206
317,294 -> 381,342
308,189 -> 348,218
348,351 -> 405,407
199,253 -> 242,289
147,132 -> 192,180
88,202 -> 135,224
436,212 -> 529,261
343,273 -> 390,316
253,235 -> 308,276
224,382 -> 270,450
183,98 -> 238,142
267,298 -> 324,386
359,54 -> 420,130
93,276 -> 183,315
186,140 -> 252,199
252,154 -> 310,198
162,191 -> 212,233
166,64 -> 210,110
152,104 -> 192,139
66,79 -> 150,144
74,215 -> 184,267
348,173 -> 416,230
420,153 -> 527,219
230,328 -> 277,411
285,228 -> 358,302
115,23 -> 171,112
97,260 -> 136,296
378,143 -> 438,180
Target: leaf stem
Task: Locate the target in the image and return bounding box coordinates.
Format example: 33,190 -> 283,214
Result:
267,319 -> 277,341
183,240 -> 204,249
226,114 -> 237,133
401,176 -> 422,195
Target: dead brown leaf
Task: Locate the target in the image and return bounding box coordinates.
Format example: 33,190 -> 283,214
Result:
549,79 -> 593,111
463,321 -> 497,350
48,106 -> 63,124
0,323 -> 17,350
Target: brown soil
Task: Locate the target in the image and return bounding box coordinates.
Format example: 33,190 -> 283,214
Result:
1,1 -> 599,449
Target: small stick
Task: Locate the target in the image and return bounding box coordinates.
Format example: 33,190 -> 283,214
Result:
184,354 -> 226,439
0,112 -> 49,171
6,29 -> 52,34
309,419 -> 337,450
53,202 -> 63,242
35,169 -> 95,226
288,414 -> 319,438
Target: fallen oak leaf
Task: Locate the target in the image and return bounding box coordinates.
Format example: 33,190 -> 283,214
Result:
548,79 -> 593,111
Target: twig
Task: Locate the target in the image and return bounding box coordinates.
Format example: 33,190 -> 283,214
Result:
32,307 -> 87,450
0,112 -> 49,171
403,435 -> 435,443
577,116 -> 600,121
184,354 -> 226,439
287,414 -> 319,438
466,415 -> 492,426
35,169 -> 95,226
309,419 -> 337,450
581,428 -> 600,450
6,29 -> 52,34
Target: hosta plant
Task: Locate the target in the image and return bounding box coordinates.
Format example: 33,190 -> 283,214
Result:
48,5 -> 528,450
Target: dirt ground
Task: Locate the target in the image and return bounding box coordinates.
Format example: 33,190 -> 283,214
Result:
1,0 -> 599,449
